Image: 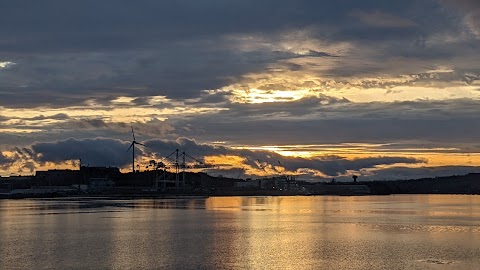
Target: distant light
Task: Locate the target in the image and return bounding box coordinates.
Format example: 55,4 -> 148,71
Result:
0,61 -> 15,69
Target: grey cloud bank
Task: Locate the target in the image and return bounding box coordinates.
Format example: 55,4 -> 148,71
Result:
6,137 -> 425,180
0,0 -> 477,106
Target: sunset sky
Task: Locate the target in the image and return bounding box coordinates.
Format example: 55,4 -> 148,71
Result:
1,0 -> 480,181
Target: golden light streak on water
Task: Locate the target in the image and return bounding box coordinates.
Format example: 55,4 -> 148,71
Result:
2,196 -> 480,269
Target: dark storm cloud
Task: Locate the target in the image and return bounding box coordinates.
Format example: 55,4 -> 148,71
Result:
184,91 -> 233,106
237,153 -> 423,177
0,119 -> 174,151
0,113 -> 70,123
283,156 -> 424,174
442,0 -> 480,34
349,10 -> 417,28
0,152 -> 14,167
172,98 -> 480,146
31,138 -> 135,167
225,95 -> 350,117
3,136 -> 471,180
1,97 -> 479,152
144,137 -> 230,159
143,137 -> 422,177
28,113 -> 70,121
0,0 -> 466,107
0,0 -> 420,53
0,43 -> 283,106
3,136 -> 423,178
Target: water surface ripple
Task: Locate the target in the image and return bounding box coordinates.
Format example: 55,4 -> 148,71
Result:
1,195 -> 479,269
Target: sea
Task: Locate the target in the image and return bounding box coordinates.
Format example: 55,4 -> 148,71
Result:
1,195 -> 479,270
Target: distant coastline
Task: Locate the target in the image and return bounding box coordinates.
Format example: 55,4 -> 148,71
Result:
1,172 -> 480,199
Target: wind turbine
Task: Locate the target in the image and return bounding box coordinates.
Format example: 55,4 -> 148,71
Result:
127,126 -> 145,173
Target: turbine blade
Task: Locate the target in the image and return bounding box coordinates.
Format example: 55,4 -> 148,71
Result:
131,126 -> 136,141
127,142 -> 134,151
137,142 -> 146,147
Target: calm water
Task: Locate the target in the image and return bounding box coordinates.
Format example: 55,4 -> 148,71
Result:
1,195 -> 480,270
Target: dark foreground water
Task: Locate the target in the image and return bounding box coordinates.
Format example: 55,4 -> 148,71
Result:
1,195 -> 480,270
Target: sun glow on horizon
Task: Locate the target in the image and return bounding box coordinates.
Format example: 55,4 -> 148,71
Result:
2,144 -> 480,178
231,88 -> 315,104
0,61 -> 15,69
232,143 -> 480,168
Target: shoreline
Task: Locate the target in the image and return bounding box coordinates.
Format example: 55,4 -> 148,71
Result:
2,191 -> 479,200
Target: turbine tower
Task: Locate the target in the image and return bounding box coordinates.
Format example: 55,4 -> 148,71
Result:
127,126 -> 145,173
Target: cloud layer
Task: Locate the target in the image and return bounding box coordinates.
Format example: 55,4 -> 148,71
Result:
3,137 -> 427,180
